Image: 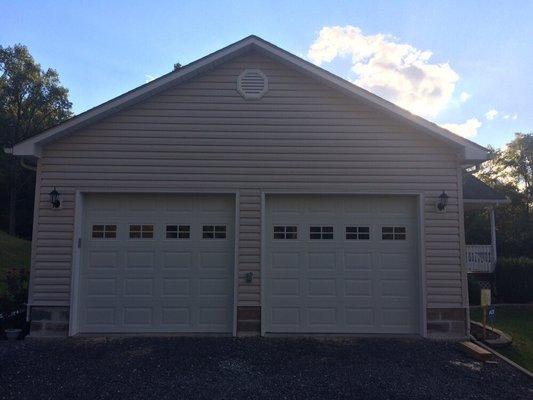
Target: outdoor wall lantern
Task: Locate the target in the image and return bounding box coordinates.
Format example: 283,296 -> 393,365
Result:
49,187 -> 61,209
436,190 -> 449,212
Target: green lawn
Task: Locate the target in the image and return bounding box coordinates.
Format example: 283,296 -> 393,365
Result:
0,230 -> 31,295
470,305 -> 533,372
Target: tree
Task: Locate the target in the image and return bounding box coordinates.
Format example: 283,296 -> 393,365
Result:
477,133 -> 532,210
0,44 -> 72,236
472,133 -> 533,257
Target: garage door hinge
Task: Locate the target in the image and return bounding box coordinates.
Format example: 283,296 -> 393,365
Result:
77,238 -> 82,248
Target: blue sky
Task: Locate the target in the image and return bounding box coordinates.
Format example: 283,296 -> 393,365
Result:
1,0 -> 531,149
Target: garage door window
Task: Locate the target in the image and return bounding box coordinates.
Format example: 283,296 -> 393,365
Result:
92,224 -> 117,239
382,226 -> 406,240
166,225 -> 191,239
203,225 -> 227,239
345,226 -> 370,240
129,224 -> 154,239
273,225 -> 298,240
310,226 -> 334,240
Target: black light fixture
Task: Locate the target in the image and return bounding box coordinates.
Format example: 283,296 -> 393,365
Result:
49,187 -> 61,209
437,190 -> 449,212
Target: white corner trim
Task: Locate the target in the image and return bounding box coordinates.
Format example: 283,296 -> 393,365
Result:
68,191 -> 84,336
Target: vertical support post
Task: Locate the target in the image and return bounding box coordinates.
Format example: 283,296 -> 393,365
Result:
482,306 -> 487,340
489,207 -> 497,272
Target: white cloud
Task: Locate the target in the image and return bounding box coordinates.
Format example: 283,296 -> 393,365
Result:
485,109 -> 498,120
459,91 -> 471,102
145,74 -> 156,83
440,118 -> 482,138
503,113 -> 518,120
308,25 -> 459,118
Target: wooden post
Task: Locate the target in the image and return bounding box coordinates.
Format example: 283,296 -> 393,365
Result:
489,207 -> 497,272
482,306 -> 487,340
480,289 -> 491,340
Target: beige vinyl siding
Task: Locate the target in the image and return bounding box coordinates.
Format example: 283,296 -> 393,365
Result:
31,50 -> 464,309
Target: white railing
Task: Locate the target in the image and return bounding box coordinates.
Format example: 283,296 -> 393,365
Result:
466,245 -> 495,273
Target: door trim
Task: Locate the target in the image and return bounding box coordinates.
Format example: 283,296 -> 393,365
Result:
260,191 -> 426,337
69,189 -> 239,336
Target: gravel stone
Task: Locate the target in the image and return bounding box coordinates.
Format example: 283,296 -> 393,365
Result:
0,337 -> 531,400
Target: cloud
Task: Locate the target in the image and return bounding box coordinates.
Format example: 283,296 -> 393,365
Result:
145,74 -> 156,83
485,109 -> 498,120
440,118 -> 482,138
503,113 -> 518,120
308,26 -> 459,118
459,91 -> 471,102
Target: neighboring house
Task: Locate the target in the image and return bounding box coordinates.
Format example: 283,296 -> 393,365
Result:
462,174 -> 508,279
9,35 -> 498,338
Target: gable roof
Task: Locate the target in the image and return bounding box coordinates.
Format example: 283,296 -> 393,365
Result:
8,35 -> 488,162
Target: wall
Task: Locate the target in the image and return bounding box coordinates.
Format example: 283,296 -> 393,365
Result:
29,49 -> 465,336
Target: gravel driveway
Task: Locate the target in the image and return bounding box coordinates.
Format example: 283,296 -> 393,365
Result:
1,337 -> 531,400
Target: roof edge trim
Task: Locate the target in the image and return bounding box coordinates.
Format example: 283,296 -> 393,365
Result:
10,35 -> 489,161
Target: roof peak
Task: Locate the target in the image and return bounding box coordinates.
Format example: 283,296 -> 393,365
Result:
9,34 -> 488,162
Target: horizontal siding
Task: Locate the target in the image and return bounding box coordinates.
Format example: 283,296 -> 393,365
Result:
30,50 -> 464,309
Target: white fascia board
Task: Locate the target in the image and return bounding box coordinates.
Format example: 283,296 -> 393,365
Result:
464,198 -> 510,205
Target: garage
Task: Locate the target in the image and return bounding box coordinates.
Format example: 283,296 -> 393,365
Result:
77,194 -> 235,334
264,195 -> 420,335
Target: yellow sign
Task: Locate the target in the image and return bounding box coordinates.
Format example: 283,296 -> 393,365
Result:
480,289 -> 491,306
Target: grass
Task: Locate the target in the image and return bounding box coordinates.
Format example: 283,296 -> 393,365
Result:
0,230 -> 31,295
470,305 -> 533,371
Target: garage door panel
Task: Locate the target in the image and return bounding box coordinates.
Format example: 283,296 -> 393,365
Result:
344,253 -> 373,270
125,251 -> 155,270
88,251 -> 119,270
199,252 -> 231,270
198,278 -> 231,295
308,279 -> 337,296
270,252 -> 299,271
382,309 -> 414,327
161,307 -> 190,326
308,307 -> 338,326
87,278 -> 117,297
271,307 -> 301,327
265,195 -> 419,335
162,278 -> 191,296
345,308 -> 375,327
85,307 -> 116,326
123,278 -> 154,297
79,194 -> 234,333
162,252 -> 193,269
123,307 -> 153,326
164,197 -> 194,211
308,252 -> 336,270
198,307 -> 230,326
344,279 -> 372,297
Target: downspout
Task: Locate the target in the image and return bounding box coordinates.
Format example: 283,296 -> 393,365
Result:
18,155 -> 38,321
20,158 -> 37,172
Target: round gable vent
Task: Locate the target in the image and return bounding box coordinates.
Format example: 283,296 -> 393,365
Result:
237,69 -> 268,99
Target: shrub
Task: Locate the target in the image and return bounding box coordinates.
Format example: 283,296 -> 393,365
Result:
0,267 -> 29,330
468,275 -> 482,305
495,257 -> 533,303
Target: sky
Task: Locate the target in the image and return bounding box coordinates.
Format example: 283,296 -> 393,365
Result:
1,0 -> 531,149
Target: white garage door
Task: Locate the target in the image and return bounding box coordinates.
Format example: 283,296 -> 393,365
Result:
78,194 -> 234,333
265,195 -> 420,335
